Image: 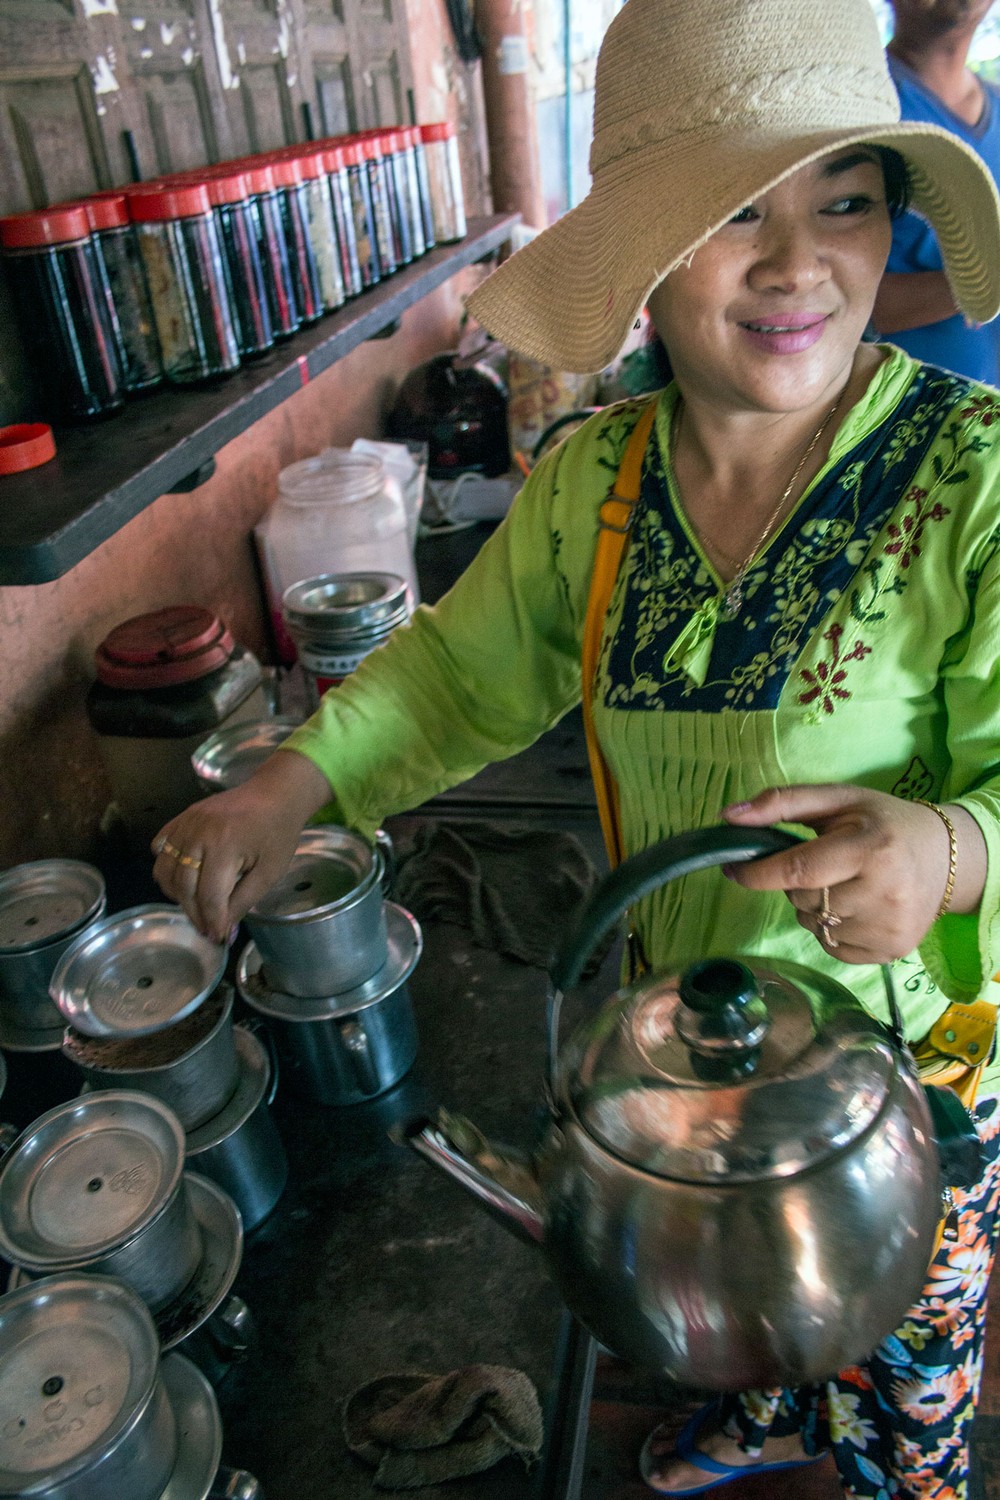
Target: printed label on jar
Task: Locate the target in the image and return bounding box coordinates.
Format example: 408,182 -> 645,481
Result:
300,643 -> 379,706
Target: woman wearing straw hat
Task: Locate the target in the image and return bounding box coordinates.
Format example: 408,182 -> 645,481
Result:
155,0 -> 1000,1492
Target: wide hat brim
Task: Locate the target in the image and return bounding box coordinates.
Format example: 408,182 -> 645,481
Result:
467,123 -> 1000,374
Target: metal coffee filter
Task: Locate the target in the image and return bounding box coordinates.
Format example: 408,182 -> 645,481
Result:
282,571 -> 409,639
0,860 -> 106,952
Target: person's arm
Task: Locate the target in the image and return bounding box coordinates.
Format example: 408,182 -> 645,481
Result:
872,270 -> 959,334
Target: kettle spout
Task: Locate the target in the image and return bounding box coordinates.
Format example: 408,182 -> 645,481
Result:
400,1109 -> 546,1246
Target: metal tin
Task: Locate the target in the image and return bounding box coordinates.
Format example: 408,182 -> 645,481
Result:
191,717 -> 301,793
185,1026 -> 287,1232
158,1353 -> 223,1500
0,862 -> 107,1033
236,903 -> 421,1104
0,1273 -> 176,1500
244,827 -> 387,998
0,1092 -> 202,1312
62,986 -> 240,1132
49,906 -> 226,1039
281,571 -> 409,641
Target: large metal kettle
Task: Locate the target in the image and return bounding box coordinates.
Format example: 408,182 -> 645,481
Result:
405,826 -> 941,1391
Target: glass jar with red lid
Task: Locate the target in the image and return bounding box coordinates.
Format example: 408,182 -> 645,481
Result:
86,605 -> 270,845
405,124 -> 436,252
420,121 -> 467,243
236,160 -> 301,341
334,137 -> 381,290
320,143 -> 363,299
395,127 -> 428,259
279,147 -> 345,313
266,154 -> 323,326
127,182 -> 241,384
77,193 -> 163,393
0,204 -> 125,421
356,133 -> 399,276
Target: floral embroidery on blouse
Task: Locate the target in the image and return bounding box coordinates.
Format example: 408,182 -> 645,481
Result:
603,365 -> 978,714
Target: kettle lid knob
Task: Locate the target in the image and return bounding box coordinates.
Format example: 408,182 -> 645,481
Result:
675,958 -> 770,1062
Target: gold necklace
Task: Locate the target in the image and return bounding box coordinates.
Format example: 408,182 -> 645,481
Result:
674,390 -> 845,621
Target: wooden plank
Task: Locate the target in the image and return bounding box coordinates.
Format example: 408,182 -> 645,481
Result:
0,212 -> 519,585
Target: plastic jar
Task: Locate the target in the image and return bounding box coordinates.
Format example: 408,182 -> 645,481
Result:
397,127 -> 428,258
255,449 -> 419,666
268,155 -> 323,326
127,183 -> 241,383
0,205 -> 125,421
240,160 -> 300,341
86,605 -> 270,846
79,194 -> 163,393
420,122 -> 467,243
203,169 -> 275,359
338,138 -> 381,289
371,130 -> 413,266
357,134 -> 398,278
406,125 -> 436,252
322,143 -> 363,299
284,147 -> 345,313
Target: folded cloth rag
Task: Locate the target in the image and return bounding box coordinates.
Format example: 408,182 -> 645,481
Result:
393,822 -> 607,975
342,1364 -> 544,1489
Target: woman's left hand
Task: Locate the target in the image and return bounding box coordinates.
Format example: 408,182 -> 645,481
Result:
722,784 -> 985,964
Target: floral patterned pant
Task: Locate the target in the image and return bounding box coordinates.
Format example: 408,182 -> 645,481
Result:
721,1093 -> 1000,1500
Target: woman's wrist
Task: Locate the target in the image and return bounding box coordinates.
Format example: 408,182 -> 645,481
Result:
248,746 -> 336,827
922,802 -> 987,917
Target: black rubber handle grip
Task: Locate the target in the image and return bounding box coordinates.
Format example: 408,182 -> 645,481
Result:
550,824 -> 802,993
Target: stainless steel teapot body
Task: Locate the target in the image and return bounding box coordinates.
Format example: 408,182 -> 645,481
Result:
405,827 -> 941,1390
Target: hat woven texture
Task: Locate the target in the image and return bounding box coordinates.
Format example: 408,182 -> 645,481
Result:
467,0 -> 1000,373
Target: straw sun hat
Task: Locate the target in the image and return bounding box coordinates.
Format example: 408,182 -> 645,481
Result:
466,0 -> 1000,374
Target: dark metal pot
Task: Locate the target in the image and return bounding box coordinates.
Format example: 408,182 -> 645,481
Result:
235,903 -> 422,1105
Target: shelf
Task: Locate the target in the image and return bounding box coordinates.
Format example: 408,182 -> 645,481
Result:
0,212 -> 520,587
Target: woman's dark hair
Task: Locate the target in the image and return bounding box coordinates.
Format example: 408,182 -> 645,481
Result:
873,145 -> 912,219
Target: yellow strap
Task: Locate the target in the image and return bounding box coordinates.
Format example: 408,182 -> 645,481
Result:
581,398 -> 658,869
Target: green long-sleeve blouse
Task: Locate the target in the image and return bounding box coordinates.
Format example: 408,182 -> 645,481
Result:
287,347 -> 1000,1062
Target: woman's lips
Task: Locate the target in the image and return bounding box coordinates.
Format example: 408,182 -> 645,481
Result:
738,315 -> 830,354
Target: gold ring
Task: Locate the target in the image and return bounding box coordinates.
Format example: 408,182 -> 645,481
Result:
816,886 -> 842,949
157,839 -> 204,871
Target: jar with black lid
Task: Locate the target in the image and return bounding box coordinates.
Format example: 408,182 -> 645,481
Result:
337,138 -> 382,289
321,143 -> 363,298
267,155 -> 323,326
127,183 -> 241,383
0,205 -> 125,421
281,147 -> 345,313
78,194 -> 163,393
238,160 -> 301,341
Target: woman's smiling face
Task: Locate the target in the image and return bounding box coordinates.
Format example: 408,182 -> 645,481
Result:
646,147 -> 894,416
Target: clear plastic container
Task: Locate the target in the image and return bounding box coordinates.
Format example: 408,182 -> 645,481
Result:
338,138 -> 381,289
357,134 -> 398,278
240,160 -> 301,340
255,449 -> 419,665
420,121 -> 467,243
127,183 -> 241,384
406,125 -> 436,252
372,129 -> 413,266
79,194 -> 163,393
0,204 -> 125,421
398,127 -> 428,258
203,169 -> 275,359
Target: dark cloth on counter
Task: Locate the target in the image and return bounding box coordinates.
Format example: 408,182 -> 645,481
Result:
393,822 -> 606,975
342,1364 -> 543,1489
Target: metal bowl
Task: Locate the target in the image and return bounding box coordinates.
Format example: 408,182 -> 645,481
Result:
191,717 -> 302,794
49,905 -> 226,1039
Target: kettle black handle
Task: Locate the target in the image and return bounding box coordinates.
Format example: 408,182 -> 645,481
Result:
551,824 -> 802,993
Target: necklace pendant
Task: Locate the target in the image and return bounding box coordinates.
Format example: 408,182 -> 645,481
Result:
721,581 -> 743,620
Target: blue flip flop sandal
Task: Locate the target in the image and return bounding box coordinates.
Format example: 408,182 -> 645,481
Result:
639,1400 -> 826,1496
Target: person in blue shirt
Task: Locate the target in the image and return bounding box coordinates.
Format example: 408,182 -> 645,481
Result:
873,0 -> 1000,384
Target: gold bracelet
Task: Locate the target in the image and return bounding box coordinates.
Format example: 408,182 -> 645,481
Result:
914,798 -> 958,919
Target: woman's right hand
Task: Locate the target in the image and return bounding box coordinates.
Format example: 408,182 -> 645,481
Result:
151,749 -> 334,942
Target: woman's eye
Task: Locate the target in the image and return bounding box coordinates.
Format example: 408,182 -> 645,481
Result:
728,205 -> 759,224
823,194 -> 879,216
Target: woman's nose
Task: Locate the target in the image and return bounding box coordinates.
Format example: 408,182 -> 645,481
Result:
747,221 -> 829,293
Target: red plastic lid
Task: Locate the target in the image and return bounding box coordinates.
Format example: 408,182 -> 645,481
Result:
400,126 -> 421,150
381,130 -> 405,154
95,606 -> 237,689
267,156 -> 304,188
357,135 -> 384,161
336,139 -> 364,168
126,183 -> 212,222
0,205 -> 91,249
223,159 -> 276,195
203,169 -> 250,206
280,147 -> 327,181
80,195 -> 129,231
321,143 -> 347,173
420,121 -> 456,143
0,423 -> 56,475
